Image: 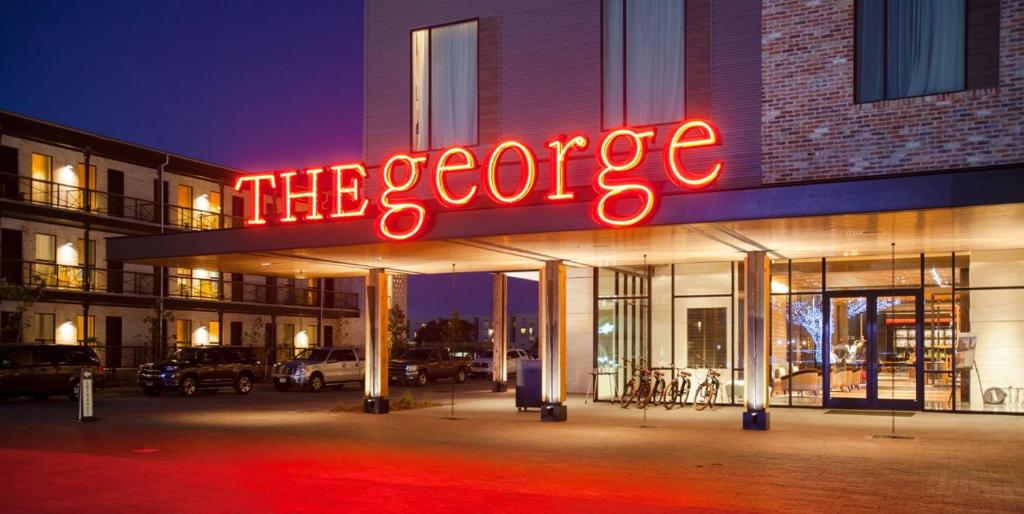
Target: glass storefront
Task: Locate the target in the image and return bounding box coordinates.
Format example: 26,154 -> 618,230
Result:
595,262 -> 745,405
595,249 -> 1024,414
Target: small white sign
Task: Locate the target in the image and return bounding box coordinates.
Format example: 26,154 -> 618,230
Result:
79,369 -> 94,421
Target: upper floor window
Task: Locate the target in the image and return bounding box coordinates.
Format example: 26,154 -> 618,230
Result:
412,20 -> 478,151
602,0 -> 685,127
856,0 -> 965,102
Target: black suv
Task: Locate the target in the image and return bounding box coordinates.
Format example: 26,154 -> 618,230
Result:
0,344 -> 104,401
138,346 -> 257,397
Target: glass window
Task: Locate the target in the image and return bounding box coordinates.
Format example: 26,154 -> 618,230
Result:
75,315 -> 95,343
34,234 -> 55,262
826,255 -> 922,290
281,323 -> 295,346
30,153 -> 52,204
686,308 -> 727,368
7,347 -> 33,367
35,313 -> 55,343
603,0 -> 685,127
209,321 -> 220,344
675,262 -> 732,296
856,0 -> 965,102
176,319 -> 192,345
411,20 -> 478,150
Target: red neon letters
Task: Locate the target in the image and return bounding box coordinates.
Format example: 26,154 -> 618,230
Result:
233,119 -> 725,240
593,128 -> 658,228
377,154 -> 429,241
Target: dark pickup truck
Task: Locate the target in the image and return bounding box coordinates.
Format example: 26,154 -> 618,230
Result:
389,348 -> 471,387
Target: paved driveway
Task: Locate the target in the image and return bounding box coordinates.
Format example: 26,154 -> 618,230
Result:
0,382 -> 1021,513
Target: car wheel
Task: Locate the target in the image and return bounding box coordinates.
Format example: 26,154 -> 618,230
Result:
455,368 -> 467,384
143,387 -> 161,396
234,373 -> 253,395
274,382 -> 291,392
308,373 -> 324,393
415,371 -> 428,387
179,375 -> 199,397
68,380 -> 81,401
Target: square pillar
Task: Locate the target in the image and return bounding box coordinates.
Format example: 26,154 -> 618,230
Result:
492,272 -> 509,392
364,268 -> 389,414
539,260 -> 567,422
743,252 -> 770,430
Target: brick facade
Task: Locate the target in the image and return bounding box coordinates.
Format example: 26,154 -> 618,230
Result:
762,0 -> 1024,183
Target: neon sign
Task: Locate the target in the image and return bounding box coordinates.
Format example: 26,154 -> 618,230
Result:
235,119 -> 724,241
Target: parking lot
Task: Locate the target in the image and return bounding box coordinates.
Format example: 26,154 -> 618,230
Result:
2,379 -> 1023,513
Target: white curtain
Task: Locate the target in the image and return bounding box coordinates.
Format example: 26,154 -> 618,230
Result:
887,0 -> 965,98
626,0 -> 685,126
411,29 -> 430,151
430,21 -> 478,148
603,0 -> 624,127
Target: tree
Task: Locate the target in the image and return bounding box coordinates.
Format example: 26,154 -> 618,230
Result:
0,277 -> 44,343
387,305 -> 409,354
242,317 -> 265,346
440,312 -> 476,348
142,307 -> 175,357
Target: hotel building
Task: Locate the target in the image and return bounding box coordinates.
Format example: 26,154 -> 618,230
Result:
0,112 -> 363,374
17,0 -> 1022,424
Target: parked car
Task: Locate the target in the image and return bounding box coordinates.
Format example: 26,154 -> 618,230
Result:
0,344 -> 104,401
389,347 -> 471,387
137,346 -> 256,397
469,348 -> 532,379
271,347 -> 364,392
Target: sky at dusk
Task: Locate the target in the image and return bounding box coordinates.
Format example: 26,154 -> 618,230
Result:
0,0 -> 536,319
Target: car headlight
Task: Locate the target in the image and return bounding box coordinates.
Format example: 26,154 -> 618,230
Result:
405,365 -> 418,373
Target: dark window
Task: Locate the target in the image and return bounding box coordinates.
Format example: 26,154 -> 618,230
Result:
855,0 -> 997,102
69,349 -> 97,365
339,349 -> 357,362
686,307 -> 727,369
1,312 -> 21,343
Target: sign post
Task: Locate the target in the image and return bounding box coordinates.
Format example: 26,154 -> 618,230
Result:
78,368 -> 96,422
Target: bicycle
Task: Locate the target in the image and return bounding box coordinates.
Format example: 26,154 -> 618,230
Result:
693,368 -> 722,411
619,358 -> 640,408
620,358 -> 654,409
663,368 -> 692,410
648,367 -> 668,406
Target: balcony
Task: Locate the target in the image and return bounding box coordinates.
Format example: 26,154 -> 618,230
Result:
7,260 -> 156,295
1,176 -> 243,229
168,274 -> 360,310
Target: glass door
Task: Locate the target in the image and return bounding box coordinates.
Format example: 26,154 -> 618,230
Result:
824,291 -> 922,410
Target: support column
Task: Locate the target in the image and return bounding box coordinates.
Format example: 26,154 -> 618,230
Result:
539,260 -> 567,422
363,268 -> 389,414
491,272 -> 508,392
743,251 -> 771,430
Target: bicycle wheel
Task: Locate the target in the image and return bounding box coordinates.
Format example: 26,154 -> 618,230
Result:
620,381 -> 635,409
664,382 -> 679,410
693,383 -> 711,411
650,379 -> 665,406
679,379 -> 691,406
636,382 -> 650,409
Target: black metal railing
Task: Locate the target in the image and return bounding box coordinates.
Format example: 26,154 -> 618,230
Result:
9,176 -> 159,223
11,260 -> 156,295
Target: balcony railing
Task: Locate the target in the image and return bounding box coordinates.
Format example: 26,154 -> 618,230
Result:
2,177 -> 244,229
8,176 -> 159,223
9,260 -> 156,295
1,260 -> 357,310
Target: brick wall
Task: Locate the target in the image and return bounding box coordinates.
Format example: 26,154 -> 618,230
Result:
762,0 -> 1024,183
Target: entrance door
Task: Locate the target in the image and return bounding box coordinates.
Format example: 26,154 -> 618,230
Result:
106,316 -> 123,368
824,291 -> 923,410
107,169 -> 125,217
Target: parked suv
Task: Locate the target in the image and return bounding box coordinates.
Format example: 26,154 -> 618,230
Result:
469,348 -> 532,379
389,347 -> 471,387
271,347 -> 364,392
138,346 -> 256,397
0,344 -> 104,401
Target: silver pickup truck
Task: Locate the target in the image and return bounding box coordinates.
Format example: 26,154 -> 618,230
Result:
271,347 -> 364,392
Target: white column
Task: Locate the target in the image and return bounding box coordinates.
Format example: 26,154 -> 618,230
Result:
539,260 -> 567,421
364,268 -> 390,414
744,251 -> 770,430
492,272 -> 509,392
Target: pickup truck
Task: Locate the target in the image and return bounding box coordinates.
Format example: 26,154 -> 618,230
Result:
271,347 -> 364,392
389,348 -> 471,387
469,348 -> 532,379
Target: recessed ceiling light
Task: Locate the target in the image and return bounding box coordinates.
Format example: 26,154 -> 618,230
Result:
369,256 -> 384,261
259,262 -> 273,267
